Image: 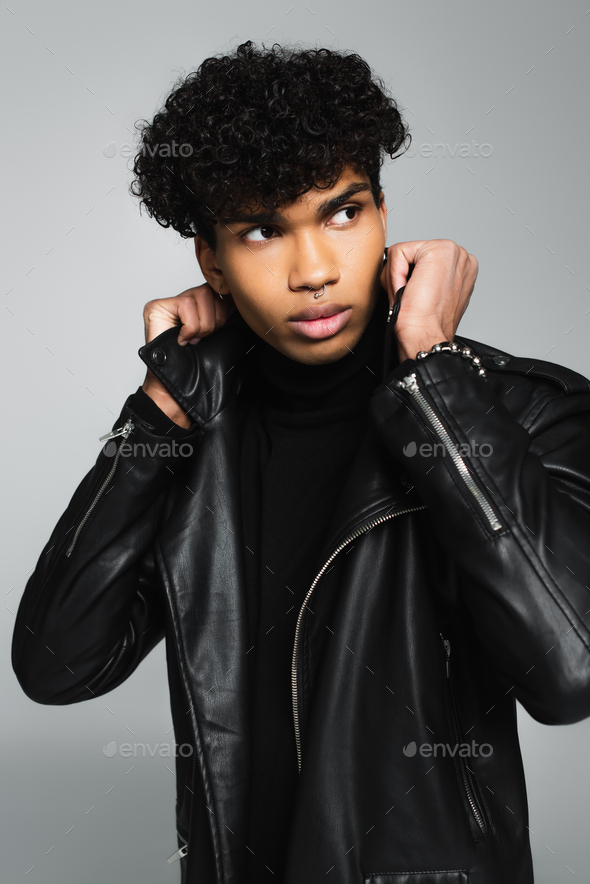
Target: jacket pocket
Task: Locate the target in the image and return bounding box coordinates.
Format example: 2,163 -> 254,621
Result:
364,872 -> 468,883
440,633 -> 488,842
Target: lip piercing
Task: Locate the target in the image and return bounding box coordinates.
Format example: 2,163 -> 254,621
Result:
313,284 -> 326,299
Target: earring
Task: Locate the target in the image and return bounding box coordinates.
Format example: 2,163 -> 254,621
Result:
218,285 -> 231,301
383,247 -> 389,266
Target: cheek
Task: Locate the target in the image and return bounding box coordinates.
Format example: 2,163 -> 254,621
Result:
346,228 -> 384,269
347,250 -> 380,286
229,285 -> 279,331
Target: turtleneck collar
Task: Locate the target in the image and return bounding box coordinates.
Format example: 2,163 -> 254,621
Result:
251,287 -> 391,426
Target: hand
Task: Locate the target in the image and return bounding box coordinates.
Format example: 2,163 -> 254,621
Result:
143,282 -> 236,346
381,240 -> 478,363
142,283 -> 236,427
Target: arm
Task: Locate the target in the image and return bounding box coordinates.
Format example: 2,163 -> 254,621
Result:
369,348 -> 590,725
12,280 -> 233,704
11,390 -> 202,704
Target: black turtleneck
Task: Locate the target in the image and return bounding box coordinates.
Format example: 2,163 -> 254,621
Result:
239,290 -> 389,883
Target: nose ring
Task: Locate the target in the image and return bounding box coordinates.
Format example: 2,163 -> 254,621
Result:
313,284 -> 326,299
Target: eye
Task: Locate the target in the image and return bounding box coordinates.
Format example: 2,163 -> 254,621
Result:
330,205 -> 361,225
242,225 -> 276,243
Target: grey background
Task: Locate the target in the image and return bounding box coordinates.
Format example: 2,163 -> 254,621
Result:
2,0 -> 589,881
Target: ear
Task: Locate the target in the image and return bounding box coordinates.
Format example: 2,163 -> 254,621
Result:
194,236 -> 230,297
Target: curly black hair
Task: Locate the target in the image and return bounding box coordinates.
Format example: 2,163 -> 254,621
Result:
129,40 -> 410,250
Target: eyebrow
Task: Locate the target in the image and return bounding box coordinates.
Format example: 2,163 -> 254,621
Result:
219,181 -> 373,226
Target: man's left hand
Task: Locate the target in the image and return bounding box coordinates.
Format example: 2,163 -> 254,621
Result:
380,239 -> 479,363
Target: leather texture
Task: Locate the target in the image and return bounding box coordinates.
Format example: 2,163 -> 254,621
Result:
12,305 -> 590,884
365,874 -> 468,884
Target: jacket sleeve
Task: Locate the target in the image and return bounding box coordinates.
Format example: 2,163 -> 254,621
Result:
11,388 -> 203,705
369,350 -> 590,726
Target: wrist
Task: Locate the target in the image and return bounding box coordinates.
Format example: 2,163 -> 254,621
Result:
396,327 -> 448,363
142,370 -> 192,429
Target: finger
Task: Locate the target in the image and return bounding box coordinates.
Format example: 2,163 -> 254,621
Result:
176,295 -> 203,345
143,301 -> 154,344
455,254 -> 478,308
467,254 -> 479,285
387,241 -> 427,294
175,283 -> 216,344
143,299 -> 181,344
178,284 -> 236,344
192,287 -> 217,340
212,285 -> 237,326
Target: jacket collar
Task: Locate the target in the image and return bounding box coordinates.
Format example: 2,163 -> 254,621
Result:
139,300 -> 425,560
139,308 -> 256,428
139,287 -> 397,428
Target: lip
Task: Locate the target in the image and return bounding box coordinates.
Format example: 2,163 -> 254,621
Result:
288,305 -> 352,340
288,302 -> 347,322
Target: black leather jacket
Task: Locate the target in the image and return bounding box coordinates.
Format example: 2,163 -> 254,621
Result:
12,308 -> 590,884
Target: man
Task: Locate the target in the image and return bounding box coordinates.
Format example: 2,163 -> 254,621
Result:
12,40 -> 590,884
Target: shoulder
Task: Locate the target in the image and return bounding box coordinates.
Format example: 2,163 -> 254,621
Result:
456,334 -> 590,395
455,334 -> 590,430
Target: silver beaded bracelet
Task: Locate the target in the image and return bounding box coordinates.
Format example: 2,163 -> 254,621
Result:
415,341 -> 487,379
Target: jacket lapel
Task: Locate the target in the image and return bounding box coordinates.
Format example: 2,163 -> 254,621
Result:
153,308 -> 424,882
185,308 -> 424,565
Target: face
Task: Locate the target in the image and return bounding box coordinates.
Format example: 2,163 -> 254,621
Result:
195,165 -> 388,364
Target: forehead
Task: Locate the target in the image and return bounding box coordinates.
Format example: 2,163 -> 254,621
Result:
218,166 -> 373,226
293,165 -> 372,203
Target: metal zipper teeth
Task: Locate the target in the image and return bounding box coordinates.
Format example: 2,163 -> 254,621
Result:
64,420 -> 135,558
291,503 -> 428,773
398,374 -> 502,533
441,634 -> 486,835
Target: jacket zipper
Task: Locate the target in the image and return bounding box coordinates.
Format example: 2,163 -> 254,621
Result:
440,633 -> 487,836
64,419 -> 135,558
167,827 -> 189,863
167,748 -> 197,863
291,503 -> 428,773
396,373 -> 502,533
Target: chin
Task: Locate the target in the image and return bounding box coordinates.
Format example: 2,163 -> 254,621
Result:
287,333 -> 357,365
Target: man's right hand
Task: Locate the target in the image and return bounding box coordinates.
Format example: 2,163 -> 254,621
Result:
141,283 -> 236,428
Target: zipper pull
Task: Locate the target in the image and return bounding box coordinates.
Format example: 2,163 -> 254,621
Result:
397,373 -> 419,394
440,633 -> 451,678
167,844 -> 188,863
99,419 -> 135,443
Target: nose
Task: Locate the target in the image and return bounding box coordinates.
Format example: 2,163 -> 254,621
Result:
286,234 -> 340,295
